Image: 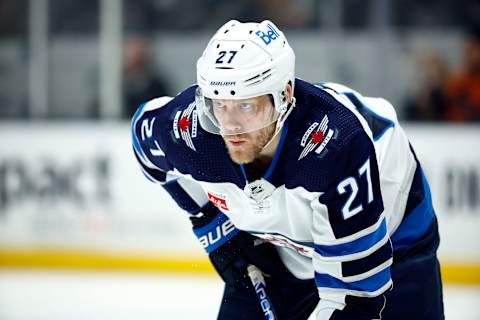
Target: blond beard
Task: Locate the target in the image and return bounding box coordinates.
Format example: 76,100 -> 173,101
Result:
223,124 -> 276,164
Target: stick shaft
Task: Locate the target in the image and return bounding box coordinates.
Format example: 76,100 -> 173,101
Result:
247,265 -> 278,320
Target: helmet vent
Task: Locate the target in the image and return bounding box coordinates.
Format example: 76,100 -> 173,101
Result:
215,67 -> 233,69
243,69 -> 272,86
224,29 -> 229,34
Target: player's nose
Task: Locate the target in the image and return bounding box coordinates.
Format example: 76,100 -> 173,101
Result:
219,112 -> 244,135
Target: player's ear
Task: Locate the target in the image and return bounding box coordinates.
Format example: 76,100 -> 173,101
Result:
283,81 -> 293,104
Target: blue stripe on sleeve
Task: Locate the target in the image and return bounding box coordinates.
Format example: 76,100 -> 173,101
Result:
141,170 -> 156,183
132,147 -> 167,183
131,103 -> 147,162
315,266 -> 391,293
391,172 -> 434,252
342,92 -> 395,142
315,218 -> 387,257
341,240 -> 392,277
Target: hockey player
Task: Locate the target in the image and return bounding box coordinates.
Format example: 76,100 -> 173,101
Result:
131,20 -> 444,319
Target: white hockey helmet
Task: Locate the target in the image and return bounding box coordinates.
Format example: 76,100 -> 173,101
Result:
195,20 -> 295,135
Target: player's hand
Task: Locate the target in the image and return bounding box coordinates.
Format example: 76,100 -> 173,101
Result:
190,203 -> 289,288
208,231 -> 286,288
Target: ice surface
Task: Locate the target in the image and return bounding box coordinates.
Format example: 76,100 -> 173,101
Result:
0,270 -> 478,320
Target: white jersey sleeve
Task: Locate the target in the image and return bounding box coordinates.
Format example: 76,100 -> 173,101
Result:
305,84 -> 394,319
131,96 -> 210,213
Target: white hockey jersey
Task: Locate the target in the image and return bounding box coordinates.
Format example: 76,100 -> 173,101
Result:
132,79 -> 436,319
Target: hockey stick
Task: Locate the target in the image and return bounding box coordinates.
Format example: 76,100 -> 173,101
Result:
247,264 -> 278,320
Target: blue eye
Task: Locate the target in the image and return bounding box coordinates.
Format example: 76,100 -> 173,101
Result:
239,103 -> 254,111
213,102 -> 225,109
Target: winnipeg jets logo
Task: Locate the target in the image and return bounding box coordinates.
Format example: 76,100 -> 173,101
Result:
173,101 -> 198,151
298,115 -> 334,160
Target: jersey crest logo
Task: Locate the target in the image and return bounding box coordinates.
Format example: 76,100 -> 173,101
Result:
298,115 -> 334,160
173,101 -> 198,151
207,191 -> 230,211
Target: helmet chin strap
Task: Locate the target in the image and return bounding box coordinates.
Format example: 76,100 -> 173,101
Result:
261,97 -> 296,152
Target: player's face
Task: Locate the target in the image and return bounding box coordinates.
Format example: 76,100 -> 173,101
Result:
212,95 -> 277,136
212,95 -> 277,164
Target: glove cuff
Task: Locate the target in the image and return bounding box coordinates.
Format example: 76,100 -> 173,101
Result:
192,212 -> 240,253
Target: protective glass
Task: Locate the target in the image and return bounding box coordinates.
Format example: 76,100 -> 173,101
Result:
195,87 -> 279,136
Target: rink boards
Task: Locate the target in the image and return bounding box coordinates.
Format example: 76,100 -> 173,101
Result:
0,122 -> 479,284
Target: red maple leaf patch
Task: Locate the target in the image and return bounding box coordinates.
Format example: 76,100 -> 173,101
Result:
178,117 -> 192,132
311,131 -> 324,144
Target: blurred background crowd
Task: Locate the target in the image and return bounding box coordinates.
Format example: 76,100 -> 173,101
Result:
0,3 -> 479,319
0,0 -> 480,122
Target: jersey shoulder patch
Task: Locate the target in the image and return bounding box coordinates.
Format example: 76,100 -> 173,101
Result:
297,113 -> 336,161
171,99 -> 199,152
284,80 -> 372,191
131,86 -> 198,171
291,79 -> 366,160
